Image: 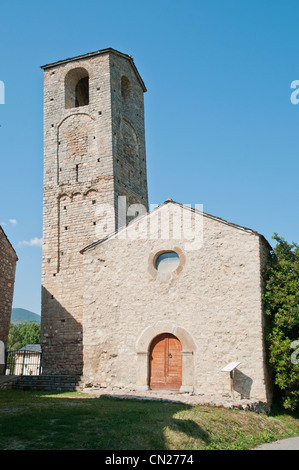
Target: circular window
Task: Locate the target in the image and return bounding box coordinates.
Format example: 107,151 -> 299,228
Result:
155,251 -> 180,273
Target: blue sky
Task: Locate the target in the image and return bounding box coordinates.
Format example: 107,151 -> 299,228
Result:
0,0 -> 299,315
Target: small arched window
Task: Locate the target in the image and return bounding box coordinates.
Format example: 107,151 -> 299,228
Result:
65,67 -> 89,109
121,76 -> 131,100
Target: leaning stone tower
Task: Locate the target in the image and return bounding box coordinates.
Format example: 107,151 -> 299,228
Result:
41,48 -> 148,375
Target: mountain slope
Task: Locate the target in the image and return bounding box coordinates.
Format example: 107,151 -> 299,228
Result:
11,308 -> 41,324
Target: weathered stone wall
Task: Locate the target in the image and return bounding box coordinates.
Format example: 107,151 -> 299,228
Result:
41,50 -> 148,374
110,53 -> 148,224
82,202 -> 272,403
0,226 -> 17,373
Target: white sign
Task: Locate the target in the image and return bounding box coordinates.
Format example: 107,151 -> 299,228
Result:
221,362 -> 240,372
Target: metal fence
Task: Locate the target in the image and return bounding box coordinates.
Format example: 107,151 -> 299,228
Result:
5,348 -> 42,376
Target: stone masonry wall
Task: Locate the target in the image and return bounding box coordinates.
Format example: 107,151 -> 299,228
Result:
110,53 -> 148,225
82,202 -> 272,403
41,50 -> 148,375
0,226 -> 17,373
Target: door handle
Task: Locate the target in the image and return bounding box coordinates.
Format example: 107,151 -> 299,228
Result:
168,353 -> 172,358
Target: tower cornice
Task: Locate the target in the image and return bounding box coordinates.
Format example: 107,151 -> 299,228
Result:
41,48 -> 147,92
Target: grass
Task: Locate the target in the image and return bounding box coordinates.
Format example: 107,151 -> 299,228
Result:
0,390 -> 298,450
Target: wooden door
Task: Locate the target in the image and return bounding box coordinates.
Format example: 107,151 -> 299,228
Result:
149,333 -> 182,390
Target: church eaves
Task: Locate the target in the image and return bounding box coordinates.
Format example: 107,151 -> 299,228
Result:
40,47 -> 147,92
80,199 -> 272,254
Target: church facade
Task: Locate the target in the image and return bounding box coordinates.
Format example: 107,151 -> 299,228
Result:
41,49 -> 272,404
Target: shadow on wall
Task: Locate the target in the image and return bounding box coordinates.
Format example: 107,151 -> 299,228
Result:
41,286 -> 83,375
233,369 -> 253,399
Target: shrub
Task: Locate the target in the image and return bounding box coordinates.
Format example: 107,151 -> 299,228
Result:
262,234 -> 299,411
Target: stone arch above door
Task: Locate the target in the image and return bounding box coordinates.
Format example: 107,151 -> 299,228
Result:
136,321 -> 196,392
136,321 -> 196,354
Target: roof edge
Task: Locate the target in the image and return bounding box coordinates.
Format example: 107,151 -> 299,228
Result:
80,199 -> 272,254
0,225 -> 18,260
40,47 -> 147,92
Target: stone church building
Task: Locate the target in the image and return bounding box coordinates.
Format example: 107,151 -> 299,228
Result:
41,48 -> 272,404
0,226 -> 18,374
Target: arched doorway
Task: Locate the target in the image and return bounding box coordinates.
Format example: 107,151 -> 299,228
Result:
149,333 -> 182,390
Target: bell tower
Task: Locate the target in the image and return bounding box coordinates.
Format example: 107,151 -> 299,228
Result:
41,49 -> 148,375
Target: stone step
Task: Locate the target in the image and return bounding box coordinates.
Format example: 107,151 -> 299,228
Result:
12,375 -> 83,392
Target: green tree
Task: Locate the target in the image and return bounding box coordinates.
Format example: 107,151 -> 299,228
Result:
8,323 -> 41,351
262,233 -> 299,411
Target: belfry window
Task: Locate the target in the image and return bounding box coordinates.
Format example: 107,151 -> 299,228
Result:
65,67 -> 89,109
75,77 -> 89,107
